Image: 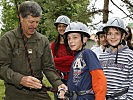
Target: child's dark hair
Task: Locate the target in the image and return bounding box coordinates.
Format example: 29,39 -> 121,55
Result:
54,34 -> 73,56
104,26 -> 125,35
126,26 -> 133,49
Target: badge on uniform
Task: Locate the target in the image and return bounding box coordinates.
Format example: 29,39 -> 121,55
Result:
28,49 -> 32,54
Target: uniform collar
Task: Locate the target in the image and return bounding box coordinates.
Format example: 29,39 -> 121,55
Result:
14,27 -> 41,42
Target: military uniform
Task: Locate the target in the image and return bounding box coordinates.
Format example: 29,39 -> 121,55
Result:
0,27 -> 63,100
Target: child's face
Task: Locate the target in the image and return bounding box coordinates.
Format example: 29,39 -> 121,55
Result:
99,34 -> 108,46
67,33 -> 83,51
57,23 -> 67,35
106,28 -> 122,47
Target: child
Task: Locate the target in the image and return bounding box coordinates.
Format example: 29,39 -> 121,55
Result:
50,15 -> 74,99
64,21 -> 107,100
91,25 -> 108,59
51,15 -> 74,84
99,17 -> 133,100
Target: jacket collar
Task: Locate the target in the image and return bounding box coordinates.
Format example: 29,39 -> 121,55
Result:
14,27 -> 41,42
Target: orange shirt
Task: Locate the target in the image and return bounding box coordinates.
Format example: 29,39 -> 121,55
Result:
90,69 -> 107,100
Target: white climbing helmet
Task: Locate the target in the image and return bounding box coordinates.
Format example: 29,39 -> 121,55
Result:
54,15 -> 70,26
96,25 -> 105,35
103,17 -> 127,34
64,21 -> 90,38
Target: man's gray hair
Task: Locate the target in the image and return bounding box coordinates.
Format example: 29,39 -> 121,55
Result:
18,1 -> 42,18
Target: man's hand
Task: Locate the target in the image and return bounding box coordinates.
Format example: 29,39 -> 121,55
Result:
58,84 -> 68,99
20,76 -> 42,89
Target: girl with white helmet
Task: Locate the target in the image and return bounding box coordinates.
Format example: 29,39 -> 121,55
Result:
64,21 -> 107,100
99,17 -> 133,100
50,15 -> 74,99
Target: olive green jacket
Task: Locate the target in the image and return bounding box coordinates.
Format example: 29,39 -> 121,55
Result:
0,28 -> 63,100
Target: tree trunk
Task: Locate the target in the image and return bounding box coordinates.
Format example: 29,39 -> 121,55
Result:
103,0 -> 109,23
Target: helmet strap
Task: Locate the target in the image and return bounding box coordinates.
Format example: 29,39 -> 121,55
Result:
111,42 -> 122,48
109,33 -> 124,64
60,34 -> 64,38
59,34 -> 65,41
81,34 -> 87,50
103,45 -> 108,52
115,47 -> 119,64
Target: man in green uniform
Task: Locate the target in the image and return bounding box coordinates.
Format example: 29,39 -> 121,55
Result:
0,1 -> 67,100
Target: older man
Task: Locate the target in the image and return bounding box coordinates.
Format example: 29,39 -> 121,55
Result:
0,1 -> 67,100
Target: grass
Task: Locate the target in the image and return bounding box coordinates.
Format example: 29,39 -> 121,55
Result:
0,75 -> 54,100
0,80 -> 5,100
43,75 -> 54,100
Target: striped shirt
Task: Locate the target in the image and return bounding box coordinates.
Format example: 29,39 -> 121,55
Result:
99,46 -> 133,100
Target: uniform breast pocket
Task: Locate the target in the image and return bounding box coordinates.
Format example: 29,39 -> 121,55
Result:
32,49 -> 43,70
12,48 -> 25,70
36,49 -> 43,58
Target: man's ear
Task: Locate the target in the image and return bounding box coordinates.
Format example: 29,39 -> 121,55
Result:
83,37 -> 88,43
19,15 -> 23,23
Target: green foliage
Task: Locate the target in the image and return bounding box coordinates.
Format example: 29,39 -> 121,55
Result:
128,23 -> 133,28
1,0 -> 91,41
0,0 -> 17,35
38,0 -> 91,41
0,0 -> 25,36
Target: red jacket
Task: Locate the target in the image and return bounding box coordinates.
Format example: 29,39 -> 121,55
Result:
51,42 -> 74,79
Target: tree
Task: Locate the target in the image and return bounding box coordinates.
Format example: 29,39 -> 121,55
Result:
87,0 -> 133,33
0,0 -> 91,41
110,0 -> 133,20
35,0 -> 92,41
121,0 -> 133,18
